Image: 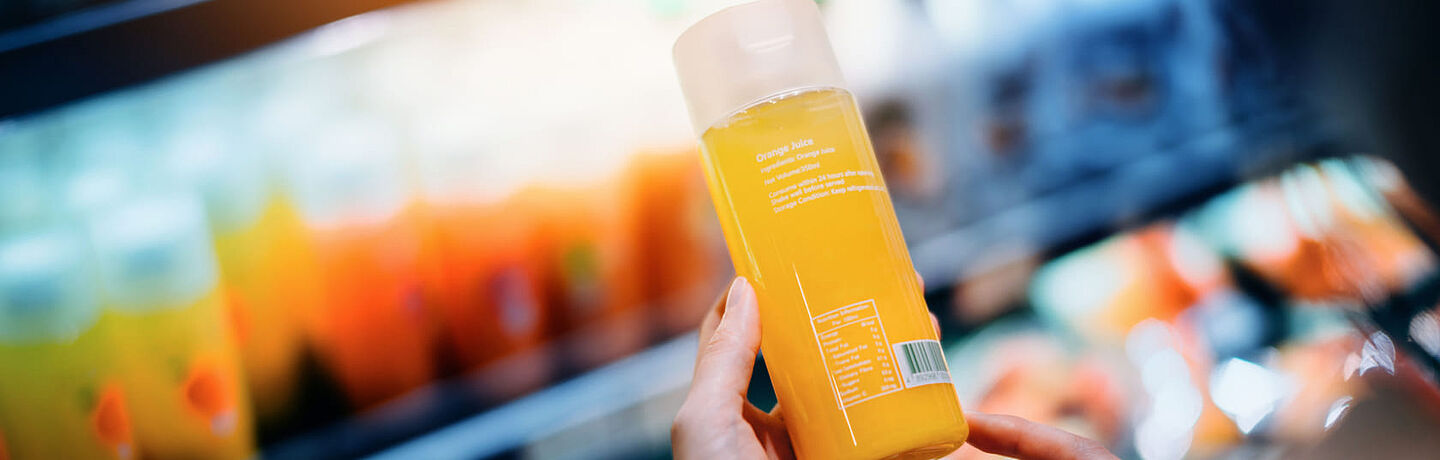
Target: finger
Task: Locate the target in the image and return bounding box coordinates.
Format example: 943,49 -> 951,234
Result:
743,403 -> 794,460
743,403 -> 785,432
965,412 -> 1116,460
690,277 -> 762,402
694,280 -> 732,371
916,270 -> 941,337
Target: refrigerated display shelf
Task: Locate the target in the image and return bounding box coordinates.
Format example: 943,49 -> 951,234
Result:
290,111 -> 1339,460
911,110 -> 1336,287
0,0 -> 414,119
360,334 -> 698,460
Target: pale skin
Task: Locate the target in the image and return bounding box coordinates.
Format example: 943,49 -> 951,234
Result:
672,276 -> 1118,460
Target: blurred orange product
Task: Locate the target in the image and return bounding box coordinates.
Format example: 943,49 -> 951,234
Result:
90,384 -> 133,459
1270,336 -> 1362,441
1038,225 -> 1202,343
305,204 -> 439,408
107,294 -> 254,460
1167,318 -> 1244,453
89,195 -> 255,460
1107,227 -> 1203,331
1222,183 -> 1340,300
1230,171 -> 1432,302
621,151 -> 727,337
970,338 -> 1126,445
1317,169 -> 1434,295
0,230 -> 138,460
210,196 -> 322,422
422,196 -> 554,394
518,184 -> 647,369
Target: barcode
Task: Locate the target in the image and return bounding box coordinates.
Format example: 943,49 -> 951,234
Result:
893,340 -> 952,388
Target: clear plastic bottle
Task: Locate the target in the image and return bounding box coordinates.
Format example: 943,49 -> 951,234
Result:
673,1 -> 968,458
89,193 -> 255,459
0,228 -> 135,460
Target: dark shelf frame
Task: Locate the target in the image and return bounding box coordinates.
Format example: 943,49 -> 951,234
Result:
0,0 -> 416,120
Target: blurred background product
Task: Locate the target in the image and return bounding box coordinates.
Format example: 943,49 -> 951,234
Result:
1,0 -> 1438,459
0,228 -> 135,460
88,193 -> 254,459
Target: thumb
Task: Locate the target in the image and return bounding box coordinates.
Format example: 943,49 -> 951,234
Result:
690,277 -> 762,402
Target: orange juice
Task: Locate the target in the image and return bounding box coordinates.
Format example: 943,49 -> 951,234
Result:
674,2 -> 967,457
263,196 -> 327,353
0,230 -> 135,460
209,196 -> 316,421
622,151 -> 727,336
306,205 -> 437,407
423,199 -> 552,387
699,88 -> 967,460
167,135 -> 315,423
283,118 -> 438,408
408,111 -> 554,394
89,195 -> 254,459
518,185 -> 647,370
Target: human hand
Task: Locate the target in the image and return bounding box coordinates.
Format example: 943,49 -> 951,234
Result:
943,412 -> 1116,460
672,277 -> 793,459
672,276 -> 1116,460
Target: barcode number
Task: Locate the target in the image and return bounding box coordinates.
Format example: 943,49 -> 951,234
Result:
893,340 -> 952,388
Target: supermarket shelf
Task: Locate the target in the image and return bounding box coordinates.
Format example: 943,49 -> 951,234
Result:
365,334 -> 698,460
912,112 -> 1336,287
0,0 -> 414,119
0,0 -> 206,53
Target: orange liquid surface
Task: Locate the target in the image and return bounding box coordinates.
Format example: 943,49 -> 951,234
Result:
698,88 -> 967,459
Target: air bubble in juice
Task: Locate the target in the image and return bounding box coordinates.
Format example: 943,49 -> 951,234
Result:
0,230 -> 135,460
674,1 -> 968,458
89,194 -> 254,459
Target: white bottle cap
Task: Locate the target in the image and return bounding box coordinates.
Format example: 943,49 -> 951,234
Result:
673,0 -> 846,136
89,193 -> 220,311
0,230 -> 100,344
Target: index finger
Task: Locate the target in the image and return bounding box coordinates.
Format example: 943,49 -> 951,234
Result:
695,281 -> 730,362
689,277 -> 762,401
962,412 -> 1116,460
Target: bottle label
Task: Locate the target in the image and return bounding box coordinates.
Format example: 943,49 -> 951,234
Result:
808,299 -> 940,409
891,339 -> 952,388
759,138 -> 886,215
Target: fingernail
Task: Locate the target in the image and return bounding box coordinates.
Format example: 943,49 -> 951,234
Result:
726,277 -> 753,317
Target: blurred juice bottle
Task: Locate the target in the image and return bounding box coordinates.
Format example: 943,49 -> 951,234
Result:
284,118 -> 437,408
165,126 -> 314,423
89,194 -> 254,459
502,118 -> 646,370
621,151 -> 726,336
412,116 -> 553,395
213,197 -> 321,421
424,199 -> 552,389
673,1 -> 967,458
0,229 -> 135,460
519,183 -> 646,370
